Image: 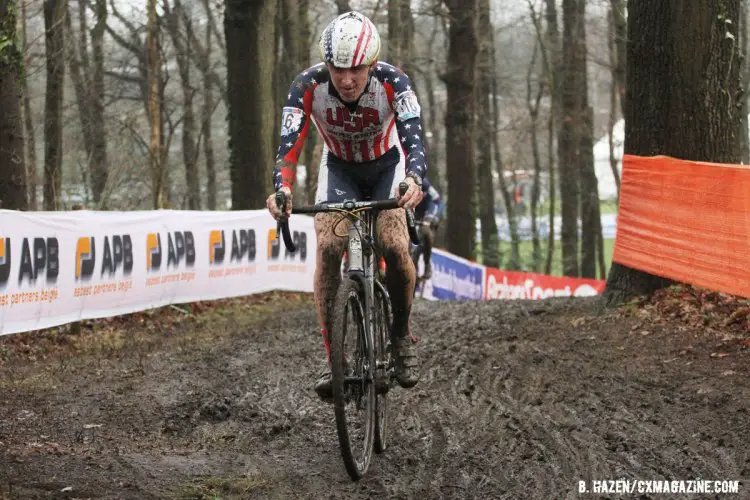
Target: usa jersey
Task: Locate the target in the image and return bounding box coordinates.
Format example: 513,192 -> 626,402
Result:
272,62 -> 428,190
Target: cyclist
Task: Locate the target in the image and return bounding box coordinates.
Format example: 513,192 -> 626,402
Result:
265,11 -> 426,399
412,177 -> 443,280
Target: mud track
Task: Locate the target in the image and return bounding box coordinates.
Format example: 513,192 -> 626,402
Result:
1,294 -> 748,499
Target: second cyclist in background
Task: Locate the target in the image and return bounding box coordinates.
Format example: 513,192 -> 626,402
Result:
412,178 -> 443,280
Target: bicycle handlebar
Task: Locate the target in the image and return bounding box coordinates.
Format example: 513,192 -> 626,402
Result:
399,183 -> 421,246
275,191 -> 297,253
274,181 -> 421,253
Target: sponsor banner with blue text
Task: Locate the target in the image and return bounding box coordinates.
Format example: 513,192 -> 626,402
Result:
416,249 -> 485,301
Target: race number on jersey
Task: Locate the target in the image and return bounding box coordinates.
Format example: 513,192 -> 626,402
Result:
281,107 -> 305,136
394,90 -> 421,121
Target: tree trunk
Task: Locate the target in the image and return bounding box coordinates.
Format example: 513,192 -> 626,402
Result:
580,106 -> 600,279
147,0 -> 167,208
164,0 -> 200,209
443,0 -> 478,260
604,0 -> 743,306
741,0 -> 749,163
298,0 -> 316,205
202,6 -> 217,210
610,0 -> 626,119
424,14 -> 442,197
43,0 -> 66,210
575,0 -> 599,279
225,0 -> 277,210
90,0 -> 108,205
387,0 -> 414,75
491,42 -> 519,269
279,0 -> 301,199
544,0 -> 561,275
558,0 -> 581,277
607,1 -> 621,201
65,7 -> 94,195
0,0 -> 28,210
475,0 -> 499,267
526,34 -> 544,272
21,0 -> 36,209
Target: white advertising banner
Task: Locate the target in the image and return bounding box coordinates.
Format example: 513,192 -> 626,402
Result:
0,209 -> 316,335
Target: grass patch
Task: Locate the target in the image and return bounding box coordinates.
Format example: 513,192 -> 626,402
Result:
178,474 -> 270,499
474,238 -> 615,277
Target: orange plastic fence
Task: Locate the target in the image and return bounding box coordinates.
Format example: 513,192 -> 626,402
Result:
613,154 -> 750,298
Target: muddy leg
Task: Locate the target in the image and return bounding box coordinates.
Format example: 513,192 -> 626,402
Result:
377,209 -> 415,334
314,213 -> 348,359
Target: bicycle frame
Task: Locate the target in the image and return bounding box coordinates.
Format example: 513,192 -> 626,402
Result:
344,210 -> 377,364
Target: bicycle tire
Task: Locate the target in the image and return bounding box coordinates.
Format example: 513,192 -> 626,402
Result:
373,280 -> 392,453
330,278 -> 375,480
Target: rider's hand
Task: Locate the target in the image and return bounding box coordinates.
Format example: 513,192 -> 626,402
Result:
266,186 -> 292,221
397,177 -> 423,209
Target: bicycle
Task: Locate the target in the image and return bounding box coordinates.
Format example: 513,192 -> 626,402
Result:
275,183 -> 420,480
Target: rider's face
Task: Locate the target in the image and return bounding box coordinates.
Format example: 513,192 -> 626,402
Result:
327,63 -> 371,103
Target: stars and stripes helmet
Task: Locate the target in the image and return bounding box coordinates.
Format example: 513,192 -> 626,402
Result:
319,11 -> 381,68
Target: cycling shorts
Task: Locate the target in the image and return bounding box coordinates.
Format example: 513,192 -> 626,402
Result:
315,145 -> 406,203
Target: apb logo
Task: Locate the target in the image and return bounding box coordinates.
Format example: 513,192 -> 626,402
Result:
147,231 -> 195,271
146,233 -> 162,271
209,230 -> 225,264
18,237 -> 59,284
230,229 -> 256,262
76,235 -> 133,280
267,229 -> 307,261
76,237 -> 95,279
0,237 -> 10,286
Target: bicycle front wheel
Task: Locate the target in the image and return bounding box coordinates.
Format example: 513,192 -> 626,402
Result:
373,280 -> 392,453
330,278 -> 375,480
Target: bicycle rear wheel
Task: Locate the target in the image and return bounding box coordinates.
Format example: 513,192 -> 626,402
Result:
373,280 -> 392,453
330,278 -> 375,480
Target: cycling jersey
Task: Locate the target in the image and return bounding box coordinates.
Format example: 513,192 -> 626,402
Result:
272,62 -> 428,192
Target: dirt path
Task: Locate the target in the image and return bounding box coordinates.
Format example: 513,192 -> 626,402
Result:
1,293 -> 748,499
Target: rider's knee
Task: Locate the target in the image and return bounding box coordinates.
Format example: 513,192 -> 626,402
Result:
318,236 -> 345,265
315,214 -> 346,265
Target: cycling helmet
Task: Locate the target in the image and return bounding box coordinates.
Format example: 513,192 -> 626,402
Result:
319,11 -> 381,68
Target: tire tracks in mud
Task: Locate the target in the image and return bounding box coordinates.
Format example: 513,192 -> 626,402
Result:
1,296 -> 749,499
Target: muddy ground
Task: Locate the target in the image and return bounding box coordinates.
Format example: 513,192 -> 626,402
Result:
1,291 -> 749,499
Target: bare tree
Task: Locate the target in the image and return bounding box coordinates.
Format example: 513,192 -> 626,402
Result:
0,0 -> 28,210
476,0 -> 499,267
574,0 -> 600,279
65,0 -> 108,207
531,0 -> 561,275
741,0 -> 749,163
604,0 -> 742,305
443,0 -> 478,260
526,37 -> 544,272
387,0 -> 415,74
543,0 -> 560,275
43,0 -> 66,210
164,0 -> 200,209
491,42 -> 520,269
610,0 -> 626,118
606,0 -> 621,201
147,0 -> 167,208
200,1 -> 218,209
557,0 -> 581,276
21,0 -> 36,209
225,0 -> 278,209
